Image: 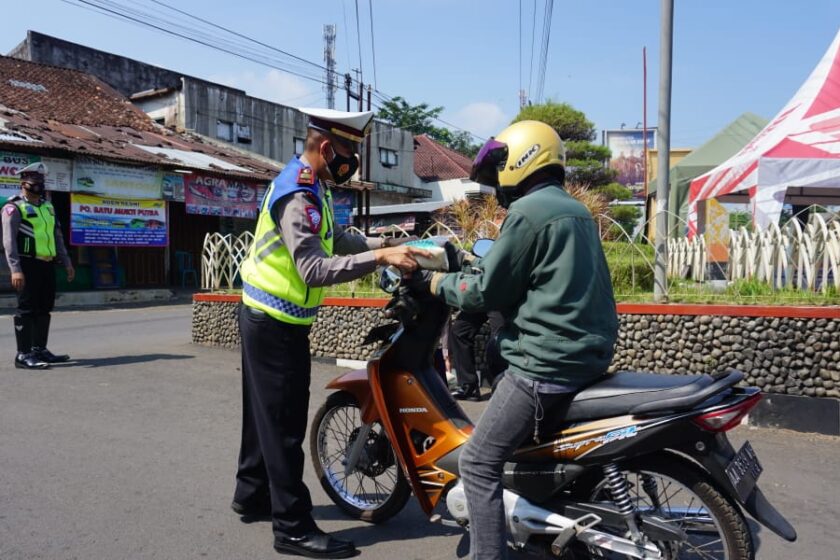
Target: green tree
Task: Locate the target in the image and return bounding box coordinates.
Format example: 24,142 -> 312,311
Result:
377,96 -> 444,137
595,182 -> 633,201
512,101 -> 596,141
377,96 -> 480,158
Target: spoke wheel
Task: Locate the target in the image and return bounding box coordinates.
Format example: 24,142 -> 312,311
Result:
310,391 -> 411,523
577,457 -> 754,560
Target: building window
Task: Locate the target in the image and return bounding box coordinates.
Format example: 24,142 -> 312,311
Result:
379,148 -> 398,168
236,123 -> 252,144
216,120 -> 233,141
294,137 -> 306,156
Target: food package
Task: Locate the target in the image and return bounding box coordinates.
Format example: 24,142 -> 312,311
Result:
404,237 -> 450,271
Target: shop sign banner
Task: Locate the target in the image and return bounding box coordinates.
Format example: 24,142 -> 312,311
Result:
41,157 -> 73,192
604,129 -> 656,190
70,193 -> 168,247
73,158 -> 162,199
185,174 -> 259,218
332,189 -> 355,226
162,173 -> 185,201
0,152 -> 73,200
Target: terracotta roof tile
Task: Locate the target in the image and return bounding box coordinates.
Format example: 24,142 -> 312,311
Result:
413,134 -> 474,181
0,56 -> 279,180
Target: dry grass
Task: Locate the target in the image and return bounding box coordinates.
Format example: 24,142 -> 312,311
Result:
436,195 -> 506,242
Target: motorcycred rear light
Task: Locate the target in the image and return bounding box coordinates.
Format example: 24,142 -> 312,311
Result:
692,392 -> 763,432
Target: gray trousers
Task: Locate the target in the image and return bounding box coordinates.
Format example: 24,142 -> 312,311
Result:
459,373 -> 574,560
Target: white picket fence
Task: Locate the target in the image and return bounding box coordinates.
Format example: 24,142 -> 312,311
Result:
202,212 -> 840,293
201,231 -> 254,291
200,221 -> 503,290
668,213 -> 840,291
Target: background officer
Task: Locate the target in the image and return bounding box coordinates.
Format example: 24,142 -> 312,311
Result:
231,108 -> 427,559
2,162 -> 74,369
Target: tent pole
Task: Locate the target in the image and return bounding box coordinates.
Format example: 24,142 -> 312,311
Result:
654,0 -> 674,302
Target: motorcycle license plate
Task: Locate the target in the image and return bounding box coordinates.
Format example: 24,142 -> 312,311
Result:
725,441 -> 763,501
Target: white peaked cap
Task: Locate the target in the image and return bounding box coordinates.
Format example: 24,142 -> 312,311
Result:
299,107 -> 374,143
17,162 -> 49,177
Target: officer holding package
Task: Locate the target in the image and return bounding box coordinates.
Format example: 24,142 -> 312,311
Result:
2,162 -> 74,369
231,108 -> 428,558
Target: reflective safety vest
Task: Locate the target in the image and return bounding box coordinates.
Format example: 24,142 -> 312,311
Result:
11,196 -> 57,260
240,157 -> 334,325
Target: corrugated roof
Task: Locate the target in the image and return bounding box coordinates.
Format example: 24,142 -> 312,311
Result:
414,134 -> 474,181
0,55 -> 279,181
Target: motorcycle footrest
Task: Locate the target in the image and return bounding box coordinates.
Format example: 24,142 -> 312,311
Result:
550,514 -> 601,555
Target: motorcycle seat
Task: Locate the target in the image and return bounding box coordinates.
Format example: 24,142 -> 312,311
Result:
564,371 -> 716,421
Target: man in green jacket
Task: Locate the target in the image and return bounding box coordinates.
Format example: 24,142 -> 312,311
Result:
417,120 -> 618,559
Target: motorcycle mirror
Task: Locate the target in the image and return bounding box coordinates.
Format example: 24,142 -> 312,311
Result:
472,238 -> 494,258
379,266 -> 402,293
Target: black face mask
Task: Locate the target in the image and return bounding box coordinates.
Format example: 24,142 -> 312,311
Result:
22,180 -> 45,195
325,144 -> 359,185
495,185 -> 525,209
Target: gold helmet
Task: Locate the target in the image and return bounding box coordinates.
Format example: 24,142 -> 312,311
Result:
470,120 -> 566,193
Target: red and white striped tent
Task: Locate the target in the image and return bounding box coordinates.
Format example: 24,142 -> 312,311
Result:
687,27 -> 840,237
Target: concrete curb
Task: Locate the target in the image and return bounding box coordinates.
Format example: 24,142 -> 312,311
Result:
0,289 -> 178,309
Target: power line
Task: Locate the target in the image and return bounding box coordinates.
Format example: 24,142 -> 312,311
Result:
518,0 -> 522,99
354,0 -> 364,83
535,0 -> 554,103
63,0 -> 484,141
527,0 -> 537,103
340,0 -> 353,70
66,0 -> 332,87
147,0 -> 327,74
368,0 -> 378,89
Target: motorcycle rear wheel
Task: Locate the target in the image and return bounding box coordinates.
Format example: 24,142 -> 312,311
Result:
310,391 -> 411,523
574,456 -> 754,560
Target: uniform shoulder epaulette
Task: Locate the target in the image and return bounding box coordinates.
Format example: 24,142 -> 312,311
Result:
297,166 -> 315,185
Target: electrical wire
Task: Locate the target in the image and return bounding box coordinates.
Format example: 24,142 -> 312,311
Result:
527,0 -> 537,103
518,0 -> 522,104
147,0 -> 327,74
62,0 -> 483,141
368,0 -> 378,89
66,0 -> 331,86
340,0 -> 353,70
354,0 -> 364,83
535,0 -> 554,104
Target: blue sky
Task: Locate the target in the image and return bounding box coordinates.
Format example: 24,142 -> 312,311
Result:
4,1 -> 839,147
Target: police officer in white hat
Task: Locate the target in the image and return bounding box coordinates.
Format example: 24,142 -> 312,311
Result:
231,108 -> 428,558
2,162 -> 75,369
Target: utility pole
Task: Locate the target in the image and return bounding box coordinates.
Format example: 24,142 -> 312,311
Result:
323,25 -> 337,109
654,0 -> 674,302
519,89 -> 528,109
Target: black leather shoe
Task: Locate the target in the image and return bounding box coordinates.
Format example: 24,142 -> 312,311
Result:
33,347 -> 70,364
14,352 -> 49,370
274,529 -> 356,558
231,497 -> 271,518
451,384 -> 480,402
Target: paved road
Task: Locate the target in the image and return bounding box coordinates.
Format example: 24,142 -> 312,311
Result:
1,305 -> 838,559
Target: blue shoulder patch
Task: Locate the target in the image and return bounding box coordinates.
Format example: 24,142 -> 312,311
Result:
265,157 -> 322,211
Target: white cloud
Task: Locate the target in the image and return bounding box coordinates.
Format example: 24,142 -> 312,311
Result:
449,102 -> 510,139
207,69 -> 318,106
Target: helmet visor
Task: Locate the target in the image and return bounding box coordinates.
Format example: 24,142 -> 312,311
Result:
469,139 -> 508,188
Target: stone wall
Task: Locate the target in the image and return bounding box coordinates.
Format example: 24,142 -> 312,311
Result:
192,298 -> 840,400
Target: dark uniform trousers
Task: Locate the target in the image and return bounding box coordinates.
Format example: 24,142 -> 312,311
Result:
15,257 -> 57,352
448,310 -> 507,388
234,304 -> 317,538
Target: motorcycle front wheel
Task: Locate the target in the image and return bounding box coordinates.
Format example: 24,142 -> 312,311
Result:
574,456 -> 755,560
310,391 -> 411,523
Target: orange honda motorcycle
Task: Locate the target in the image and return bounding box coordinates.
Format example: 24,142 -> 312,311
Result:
310,263 -> 796,559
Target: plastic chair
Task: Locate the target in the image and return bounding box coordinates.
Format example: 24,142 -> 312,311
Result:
175,251 -> 198,288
